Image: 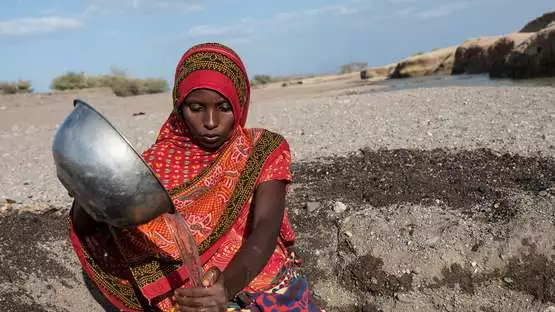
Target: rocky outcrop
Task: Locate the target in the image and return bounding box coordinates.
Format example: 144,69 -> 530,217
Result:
365,11 -> 555,81
389,46 -> 457,79
360,64 -> 396,80
488,33 -> 534,77
452,36 -> 501,74
494,26 -> 555,79
520,11 -> 555,32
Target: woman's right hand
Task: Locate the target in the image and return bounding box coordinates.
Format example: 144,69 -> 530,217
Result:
70,200 -> 102,236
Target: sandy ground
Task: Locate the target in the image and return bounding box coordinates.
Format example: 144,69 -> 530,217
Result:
0,78 -> 554,311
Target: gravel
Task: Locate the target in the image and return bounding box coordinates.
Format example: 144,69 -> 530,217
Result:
0,80 -> 554,311
1,83 -> 553,211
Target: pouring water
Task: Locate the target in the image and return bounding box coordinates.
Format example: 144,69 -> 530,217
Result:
163,212 -> 204,287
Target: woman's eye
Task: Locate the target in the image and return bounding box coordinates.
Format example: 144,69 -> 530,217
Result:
219,102 -> 232,112
187,104 -> 203,112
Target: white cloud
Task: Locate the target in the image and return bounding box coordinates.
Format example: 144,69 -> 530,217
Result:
187,25 -> 236,37
41,8 -> 58,15
372,1 -> 477,22
85,0 -> 204,14
184,0 -> 481,47
0,16 -> 83,37
187,24 -> 256,47
186,0 -> 373,45
273,2 -> 372,21
415,1 -> 473,19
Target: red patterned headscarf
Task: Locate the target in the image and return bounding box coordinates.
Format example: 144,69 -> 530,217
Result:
145,42 -> 253,191
172,42 -> 250,126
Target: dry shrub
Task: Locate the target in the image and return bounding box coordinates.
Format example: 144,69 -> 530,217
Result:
0,80 -> 33,94
142,78 -> 170,94
339,62 -> 368,74
50,68 -> 169,96
252,75 -> 273,86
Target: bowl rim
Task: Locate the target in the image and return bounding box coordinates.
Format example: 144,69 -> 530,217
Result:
72,98 -> 171,202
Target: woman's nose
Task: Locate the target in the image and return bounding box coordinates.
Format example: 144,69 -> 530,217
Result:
203,109 -> 218,130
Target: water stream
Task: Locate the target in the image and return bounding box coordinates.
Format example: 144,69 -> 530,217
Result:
349,74 -> 555,95
163,213 -> 204,287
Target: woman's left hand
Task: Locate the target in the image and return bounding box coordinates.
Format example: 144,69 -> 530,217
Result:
174,267 -> 228,312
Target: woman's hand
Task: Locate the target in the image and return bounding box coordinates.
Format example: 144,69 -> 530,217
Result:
174,267 -> 228,312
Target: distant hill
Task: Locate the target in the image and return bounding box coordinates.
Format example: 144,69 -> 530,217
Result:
359,10 -> 555,81
520,10 -> 555,32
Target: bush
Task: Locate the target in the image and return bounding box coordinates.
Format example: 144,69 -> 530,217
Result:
142,78 -> 170,94
0,83 -> 18,94
0,80 -> 33,94
339,62 -> 368,74
252,75 -> 273,86
50,68 -> 169,96
50,72 -> 94,90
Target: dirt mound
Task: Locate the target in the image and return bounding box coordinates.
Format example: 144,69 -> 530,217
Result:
292,148 -> 554,213
0,212 -> 72,311
0,147 -> 554,311
520,11 -> 555,32
288,147 -> 555,311
0,210 -> 108,312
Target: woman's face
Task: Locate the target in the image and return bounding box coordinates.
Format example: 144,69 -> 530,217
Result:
180,89 -> 235,151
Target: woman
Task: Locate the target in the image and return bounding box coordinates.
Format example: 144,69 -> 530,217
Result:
69,42 -> 322,312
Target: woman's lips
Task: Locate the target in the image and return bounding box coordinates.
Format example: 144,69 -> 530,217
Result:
201,135 -> 220,143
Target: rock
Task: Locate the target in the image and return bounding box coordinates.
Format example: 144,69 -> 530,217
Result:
452,36 -> 502,74
389,46 -> 457,78
502,26 -> 555,79
360,64 -> 396,80
544,307 -> 555,312
305,201 -> 321,213
0,203 -> 13,214
488,33 -> 534,77
360,70 -> 368,80
503,277 -> 514,284
5,198 -> 16,204
4,196 -> 25,205
426,236 -> 441,247
520,10 -> 555,32
333,201 -> 347,214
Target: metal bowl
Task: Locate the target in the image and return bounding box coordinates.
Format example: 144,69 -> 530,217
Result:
52,99 -> 174,227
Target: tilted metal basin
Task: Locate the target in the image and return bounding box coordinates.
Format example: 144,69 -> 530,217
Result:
52,99 -> 174,227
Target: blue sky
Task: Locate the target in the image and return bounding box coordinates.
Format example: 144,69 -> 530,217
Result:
0,0 -> 553,92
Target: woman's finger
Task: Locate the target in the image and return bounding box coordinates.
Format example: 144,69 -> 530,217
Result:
177,306 -> 222,312
202,267 -> 221,287
174,295 -> 219,308
175,286 -> 216,298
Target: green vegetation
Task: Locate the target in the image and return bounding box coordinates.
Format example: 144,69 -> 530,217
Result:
0,80 -> 33,94
339,62 -> 368,74
50,68 -> 169,97
251,75 -> 273,86
251,74 -> 314,87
